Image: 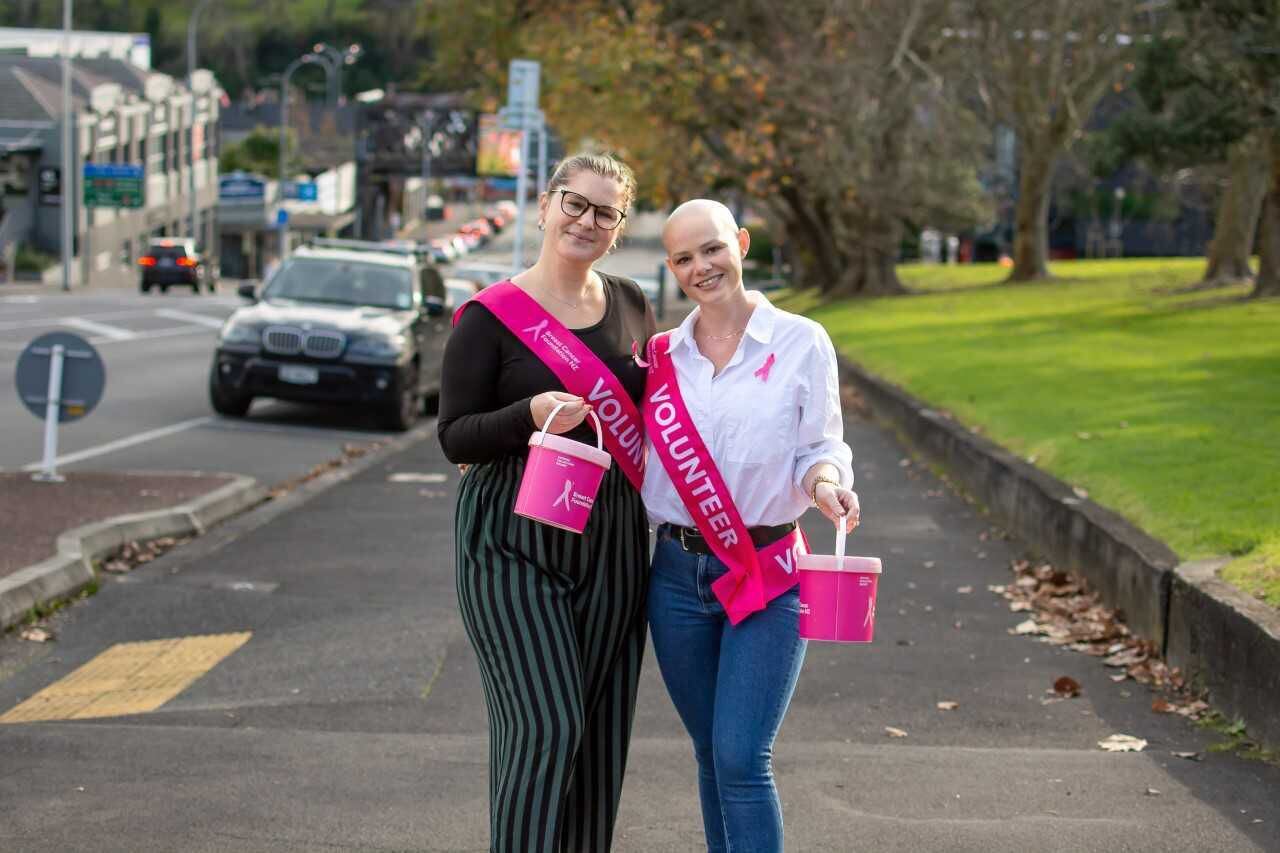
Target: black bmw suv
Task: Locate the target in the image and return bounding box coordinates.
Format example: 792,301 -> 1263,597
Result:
208,240 -> 450,431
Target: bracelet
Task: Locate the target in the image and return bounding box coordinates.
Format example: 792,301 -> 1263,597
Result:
809,475 -> 841,506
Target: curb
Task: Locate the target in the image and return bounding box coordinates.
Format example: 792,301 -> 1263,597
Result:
0,474 -> 268,631
1166,558 -> 1280,748
837,356 -> 1280,749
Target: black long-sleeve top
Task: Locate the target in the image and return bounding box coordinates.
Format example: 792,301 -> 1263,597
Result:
437,274 -> 656,464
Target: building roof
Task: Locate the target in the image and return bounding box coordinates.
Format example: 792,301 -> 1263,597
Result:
0,56 -> 158,123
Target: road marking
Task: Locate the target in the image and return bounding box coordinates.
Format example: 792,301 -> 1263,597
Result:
60,316 -> 138,341
0,295 -> 39,304
21,416 -> 214,471
0,632 -> 252,723
0,308 -> 150,332
202,418 -> 392,441
153,308 -> 227,329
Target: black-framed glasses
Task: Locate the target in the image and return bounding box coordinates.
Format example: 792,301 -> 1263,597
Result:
556,189 -> 627,230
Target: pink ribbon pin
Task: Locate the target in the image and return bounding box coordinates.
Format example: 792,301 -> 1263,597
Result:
754,353 -> 776,382
632,339 -> 650,368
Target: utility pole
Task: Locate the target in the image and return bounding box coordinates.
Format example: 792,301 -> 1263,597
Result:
60,0 -> 73,291
186,0 -> 213,249
279,54 -> 321,260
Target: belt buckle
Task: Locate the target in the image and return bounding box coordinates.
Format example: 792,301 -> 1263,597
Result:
678,526 -> 690,551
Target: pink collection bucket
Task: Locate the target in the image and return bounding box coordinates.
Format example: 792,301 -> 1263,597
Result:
514,402 -> 612,534
798,524 -> 882,643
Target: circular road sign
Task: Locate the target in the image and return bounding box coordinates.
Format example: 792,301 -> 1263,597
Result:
15,331 -> 106,423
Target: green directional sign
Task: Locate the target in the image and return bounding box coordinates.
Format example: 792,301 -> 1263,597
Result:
84,163 -> 145,208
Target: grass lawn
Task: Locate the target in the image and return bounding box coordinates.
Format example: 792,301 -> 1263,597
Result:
775,258 -> 1280,608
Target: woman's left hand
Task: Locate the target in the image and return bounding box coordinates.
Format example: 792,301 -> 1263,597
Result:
815,483 -> 861,533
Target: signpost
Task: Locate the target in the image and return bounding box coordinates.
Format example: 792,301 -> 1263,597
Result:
500,59 -> 542,275
83,163 -> 145,209
15,332 -> 106,483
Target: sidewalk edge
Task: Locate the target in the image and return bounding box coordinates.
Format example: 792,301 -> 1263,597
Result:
0,474 -> 267,632
1167,558 -> 1280,748
837,356 -> 1279,749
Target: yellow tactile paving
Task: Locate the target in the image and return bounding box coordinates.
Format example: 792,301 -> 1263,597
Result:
0,632 -> 251,723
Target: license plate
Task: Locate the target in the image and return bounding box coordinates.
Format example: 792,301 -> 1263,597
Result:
158,257 -> 173,267
279,365 -> 319,385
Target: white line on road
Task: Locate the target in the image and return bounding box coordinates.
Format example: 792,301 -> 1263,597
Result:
153,308 -> 227,329
0,295 -> 40,304
0,308 -> 151,331
21,416 -> 214,471
84,325 -> 216,346
60,316 -> 139,341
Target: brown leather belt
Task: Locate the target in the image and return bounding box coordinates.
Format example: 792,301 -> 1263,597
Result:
661,521 -> 798,555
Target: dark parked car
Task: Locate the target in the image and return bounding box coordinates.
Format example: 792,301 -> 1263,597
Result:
208,241 -> 449,431
139,238 -> 212,293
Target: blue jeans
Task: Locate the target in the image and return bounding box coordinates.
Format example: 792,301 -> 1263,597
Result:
647,527 -> 808,853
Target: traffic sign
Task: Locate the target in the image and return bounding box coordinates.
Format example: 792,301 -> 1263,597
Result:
283,180 -> 318,201
84,163 -> 145,209
15,332 -> 105,423
507,59 -> 541,112
276,207 -> 290,226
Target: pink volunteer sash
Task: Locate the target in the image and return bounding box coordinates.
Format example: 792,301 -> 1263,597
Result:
644,331 -> 807,625
454,281 -> 646,491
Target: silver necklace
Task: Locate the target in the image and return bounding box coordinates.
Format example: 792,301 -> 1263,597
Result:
698,323 -> 747,342
539,281 -> 594,310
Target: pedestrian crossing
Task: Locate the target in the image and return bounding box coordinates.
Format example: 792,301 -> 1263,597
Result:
0,296 -> 236,353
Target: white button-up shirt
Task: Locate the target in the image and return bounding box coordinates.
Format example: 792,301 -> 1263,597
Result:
642,291 -> 854,528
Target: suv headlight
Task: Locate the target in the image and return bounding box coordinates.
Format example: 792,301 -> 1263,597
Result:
219,320 -> 261,348
347,333 -> 406,361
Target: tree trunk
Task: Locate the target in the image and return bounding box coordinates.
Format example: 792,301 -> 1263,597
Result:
1009,145 -> 1054,281
1203,140 -> 1266,284
1252,135 -> 1280,299
828,214 -> 907,297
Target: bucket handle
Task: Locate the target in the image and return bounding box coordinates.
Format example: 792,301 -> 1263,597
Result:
533,399 -> 605,452
834,518 -> 847,572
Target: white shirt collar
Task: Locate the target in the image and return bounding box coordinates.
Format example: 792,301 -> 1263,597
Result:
666,289 -> 777,353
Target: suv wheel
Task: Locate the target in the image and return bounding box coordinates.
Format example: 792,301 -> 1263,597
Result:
381,366 -> 420,432
208,363 -> 252,417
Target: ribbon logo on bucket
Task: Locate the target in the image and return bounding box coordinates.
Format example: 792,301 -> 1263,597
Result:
514,402 -> 612,534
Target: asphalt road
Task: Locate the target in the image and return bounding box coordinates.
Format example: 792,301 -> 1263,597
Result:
0,412 -> 1276,852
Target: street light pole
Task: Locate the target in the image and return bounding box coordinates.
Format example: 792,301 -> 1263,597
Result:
312,43 -> 361,105
60,0 -> 72,292
187,0 -> 213,249
279,54 -> 321,260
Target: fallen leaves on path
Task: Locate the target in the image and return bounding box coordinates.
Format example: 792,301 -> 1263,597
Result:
1098,734 -> 1148,752
993,558 -> 1210,721
99,536 -> 191,575
1053,676 -> 1082,698
884,726 -> 909,738
936,701 -> 960,711
19,626 -> 54,643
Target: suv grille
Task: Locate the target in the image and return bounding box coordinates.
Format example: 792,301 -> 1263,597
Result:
263,326 -> 346,359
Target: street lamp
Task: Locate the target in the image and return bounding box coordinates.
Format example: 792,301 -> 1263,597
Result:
311,42 -> 361,105
186,0 -> 214,249
279,53 -> 324,260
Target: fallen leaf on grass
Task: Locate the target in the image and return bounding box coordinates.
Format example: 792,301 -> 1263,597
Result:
884,726 -> 909,738
1098,734 -> 1147,752
936,701 -> 960,711
20,626 -> 54,643
1053,676 -> 1082,698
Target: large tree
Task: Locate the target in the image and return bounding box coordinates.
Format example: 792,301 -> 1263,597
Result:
1089,31 -> 1264,286
966,0 -> 1147,281
425,0 -> 992,296
1168,0 -> 1280,298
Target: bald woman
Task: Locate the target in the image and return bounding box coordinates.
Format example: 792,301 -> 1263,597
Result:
641,200 -> 860,853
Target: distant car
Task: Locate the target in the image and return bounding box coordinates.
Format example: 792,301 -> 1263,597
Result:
139,238 -> 211,294
449,262 -> 512,289
428,238 -> 458,264
208,240 -> 450,431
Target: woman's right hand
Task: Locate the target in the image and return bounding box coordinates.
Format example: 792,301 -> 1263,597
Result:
530,391 -> 592,434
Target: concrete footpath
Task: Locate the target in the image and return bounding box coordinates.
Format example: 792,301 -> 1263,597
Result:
1,403 -> 1276,851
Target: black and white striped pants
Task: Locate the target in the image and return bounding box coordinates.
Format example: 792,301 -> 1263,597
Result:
455,455 -> 650,853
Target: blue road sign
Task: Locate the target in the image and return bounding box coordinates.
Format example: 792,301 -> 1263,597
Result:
283,181 -> 318,201
276,208 -> 289,226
